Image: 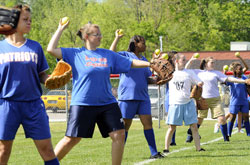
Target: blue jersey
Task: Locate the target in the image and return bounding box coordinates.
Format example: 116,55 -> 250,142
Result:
117,51 -> 152,101
226,75 -> 248,105
61,47 -> 132,106
0,39 -> 48,101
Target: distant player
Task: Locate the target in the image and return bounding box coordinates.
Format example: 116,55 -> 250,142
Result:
0,4 -> 59,165
225,55 -> 250,136
163,54 -> 205,153
109,29 -> 164,159
185,56 -> 249,143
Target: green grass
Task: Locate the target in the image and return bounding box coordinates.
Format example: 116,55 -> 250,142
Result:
8,120 -> 250,165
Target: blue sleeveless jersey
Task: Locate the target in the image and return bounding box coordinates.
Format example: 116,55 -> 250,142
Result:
0,39 -> 49,101
117,51 -> 152,101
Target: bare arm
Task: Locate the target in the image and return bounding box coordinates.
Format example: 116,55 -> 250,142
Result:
226,76 -> 246,84
47,19 -> 69,59
237,55 -> 249,73
109,29 -> 124,52
131,59 -> 150,68
39,71 -> 49,84
185,56 -> 197,69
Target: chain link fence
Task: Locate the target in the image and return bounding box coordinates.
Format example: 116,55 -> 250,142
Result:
42,77 -> 166,124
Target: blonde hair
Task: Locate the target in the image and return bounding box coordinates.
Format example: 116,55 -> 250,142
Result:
76,23 -> 100,41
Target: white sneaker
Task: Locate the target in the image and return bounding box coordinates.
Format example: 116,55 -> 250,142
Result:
214,123 -> 220,133
238,129 -> 245,133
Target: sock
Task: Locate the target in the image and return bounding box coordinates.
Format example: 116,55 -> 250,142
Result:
227,121 -> 234,136
171,130 -> 176,144
144,129 -> 157,156
187,128 -> 192,135
244,121 -> 250,136
220,123 -> 228,140
44,158 -> 59,165
125,131 -> 128,144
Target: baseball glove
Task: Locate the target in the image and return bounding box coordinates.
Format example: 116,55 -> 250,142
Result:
150,52 -> 175,85
0,6 -> 20,35
45,60 -> 72,89
190,85 -> 202,100
196,97 -> 209,110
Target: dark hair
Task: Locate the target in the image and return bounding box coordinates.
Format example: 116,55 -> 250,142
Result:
200,57 -> 213,70
229,62 -> 242,76
127,35 -> 145,52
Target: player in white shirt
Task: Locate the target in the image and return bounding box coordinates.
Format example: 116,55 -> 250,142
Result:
163,54 -> 205,153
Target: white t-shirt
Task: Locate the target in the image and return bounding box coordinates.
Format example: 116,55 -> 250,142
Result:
169,69 -> 202,105
193,69 -> 228,99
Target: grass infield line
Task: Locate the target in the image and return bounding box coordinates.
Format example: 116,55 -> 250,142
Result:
134,130 -> 237,165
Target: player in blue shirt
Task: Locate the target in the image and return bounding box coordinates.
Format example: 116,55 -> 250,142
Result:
0,4 -> 59,165
109,30 -> 164,159
47,22 -> 152,165
225,55 -> 250,137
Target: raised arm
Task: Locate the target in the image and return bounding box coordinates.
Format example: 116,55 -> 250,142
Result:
236,55 -> 249,73
47,19 -> 69,59
109,29 -> 124,52
185,55 -> 197,69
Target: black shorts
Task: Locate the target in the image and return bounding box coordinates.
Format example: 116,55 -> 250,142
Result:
65,103 -> 124,138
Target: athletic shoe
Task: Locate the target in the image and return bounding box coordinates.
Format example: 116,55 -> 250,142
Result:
186,135 -> 193,143
170,142 -> 176,146
214,123 -> 220,133
224,135 -> 230,142
197,148 -> 206,152
239,129 -> 245,133
163,149 -> 169,153
149,152 -> 165,159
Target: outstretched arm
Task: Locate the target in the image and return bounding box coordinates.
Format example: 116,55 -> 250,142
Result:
109,29 -> 124,52
226,77 -> 246,84
47,19 -> 69,59
131,59 -> 150,68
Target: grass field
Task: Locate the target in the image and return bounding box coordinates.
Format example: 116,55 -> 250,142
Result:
8,119 -> 250,165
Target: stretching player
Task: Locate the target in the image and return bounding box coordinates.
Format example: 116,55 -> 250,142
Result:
47,22 -> 152,165
109,29 -> 164,159
163,54 -> 205,153
185,56 -> 249,142
0,4 -> 59,165
225,55 -> 250,137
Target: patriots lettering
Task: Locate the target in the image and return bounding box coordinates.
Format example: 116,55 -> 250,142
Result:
0,52 -> 38,64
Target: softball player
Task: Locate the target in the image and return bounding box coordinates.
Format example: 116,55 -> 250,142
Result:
47,22 -> 151,165
164,54 -> 205,153
185,56 -> 248,142
109,30 -> 164,159
0,4 -> 59,165
225,56 -> 250,137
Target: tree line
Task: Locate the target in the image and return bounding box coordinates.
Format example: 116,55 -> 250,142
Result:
1,0 -> 249,73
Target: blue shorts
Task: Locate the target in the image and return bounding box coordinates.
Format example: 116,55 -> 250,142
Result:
229,104 -> 249,114
0,99 -> 51,140
119,100 -> 151,119
66,103 -> 124,138
167,100 -> 198,126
